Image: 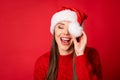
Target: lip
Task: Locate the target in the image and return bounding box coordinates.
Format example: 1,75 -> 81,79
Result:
60,36 -> 71,45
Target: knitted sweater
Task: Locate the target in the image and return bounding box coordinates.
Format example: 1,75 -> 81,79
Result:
34,48 -> 101,80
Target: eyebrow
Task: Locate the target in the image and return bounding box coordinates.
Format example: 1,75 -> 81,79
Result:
57,22 -> 65,25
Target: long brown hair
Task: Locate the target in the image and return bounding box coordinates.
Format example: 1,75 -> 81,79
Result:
46,35 -> 59,80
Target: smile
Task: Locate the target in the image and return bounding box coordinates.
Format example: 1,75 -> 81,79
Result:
60,37 -> 71,45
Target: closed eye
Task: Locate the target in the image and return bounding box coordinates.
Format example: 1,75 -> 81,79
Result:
56,22 -> 65,29
58,25 -> 64,29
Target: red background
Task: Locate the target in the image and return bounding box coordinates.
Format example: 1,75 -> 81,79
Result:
0,0 -> 120,80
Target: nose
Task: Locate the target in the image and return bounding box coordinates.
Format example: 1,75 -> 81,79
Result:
63,28 -> 69,35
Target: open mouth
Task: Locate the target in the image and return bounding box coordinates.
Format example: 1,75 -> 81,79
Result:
60,37 -> 71,45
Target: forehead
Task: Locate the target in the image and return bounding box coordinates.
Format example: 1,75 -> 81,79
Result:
56,21 -> 70,25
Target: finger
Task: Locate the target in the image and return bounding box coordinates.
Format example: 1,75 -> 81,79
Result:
82,31 -> 87,38
78,33 -> 83,41
82,31 -> 87,44
73,37 -> 77,45
83,31 -> 87,40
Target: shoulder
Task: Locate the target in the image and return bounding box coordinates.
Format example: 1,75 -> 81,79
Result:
85,47 -> 100,61
34,52 -> 50,79
35,51 -> 50,66
85,46 -> 102,79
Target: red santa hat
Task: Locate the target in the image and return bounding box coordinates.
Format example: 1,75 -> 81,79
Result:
50,7 -> 87,37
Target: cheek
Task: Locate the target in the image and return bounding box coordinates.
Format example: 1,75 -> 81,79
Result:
55,29 -> 61,37
54,32 -> 60,43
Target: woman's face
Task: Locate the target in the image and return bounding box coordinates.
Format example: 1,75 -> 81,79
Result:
54,21 -> 74,54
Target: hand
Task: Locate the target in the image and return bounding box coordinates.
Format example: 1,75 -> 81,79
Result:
73,31 -> 87,56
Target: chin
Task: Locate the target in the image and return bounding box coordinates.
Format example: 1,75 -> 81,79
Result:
61,46 -> 70,51
59,43 -> 74,52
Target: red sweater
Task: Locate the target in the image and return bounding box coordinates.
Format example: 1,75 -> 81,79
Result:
34,48 -> 101,80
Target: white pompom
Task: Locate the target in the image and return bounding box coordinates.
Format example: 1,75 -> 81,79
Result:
68,22 -> 83,37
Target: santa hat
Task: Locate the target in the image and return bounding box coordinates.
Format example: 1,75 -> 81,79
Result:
50,7 -> 87,37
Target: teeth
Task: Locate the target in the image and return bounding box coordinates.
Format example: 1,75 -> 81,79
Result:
61,38 -> 70,41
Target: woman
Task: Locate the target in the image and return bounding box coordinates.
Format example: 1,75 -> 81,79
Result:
34,7 -> 102,80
